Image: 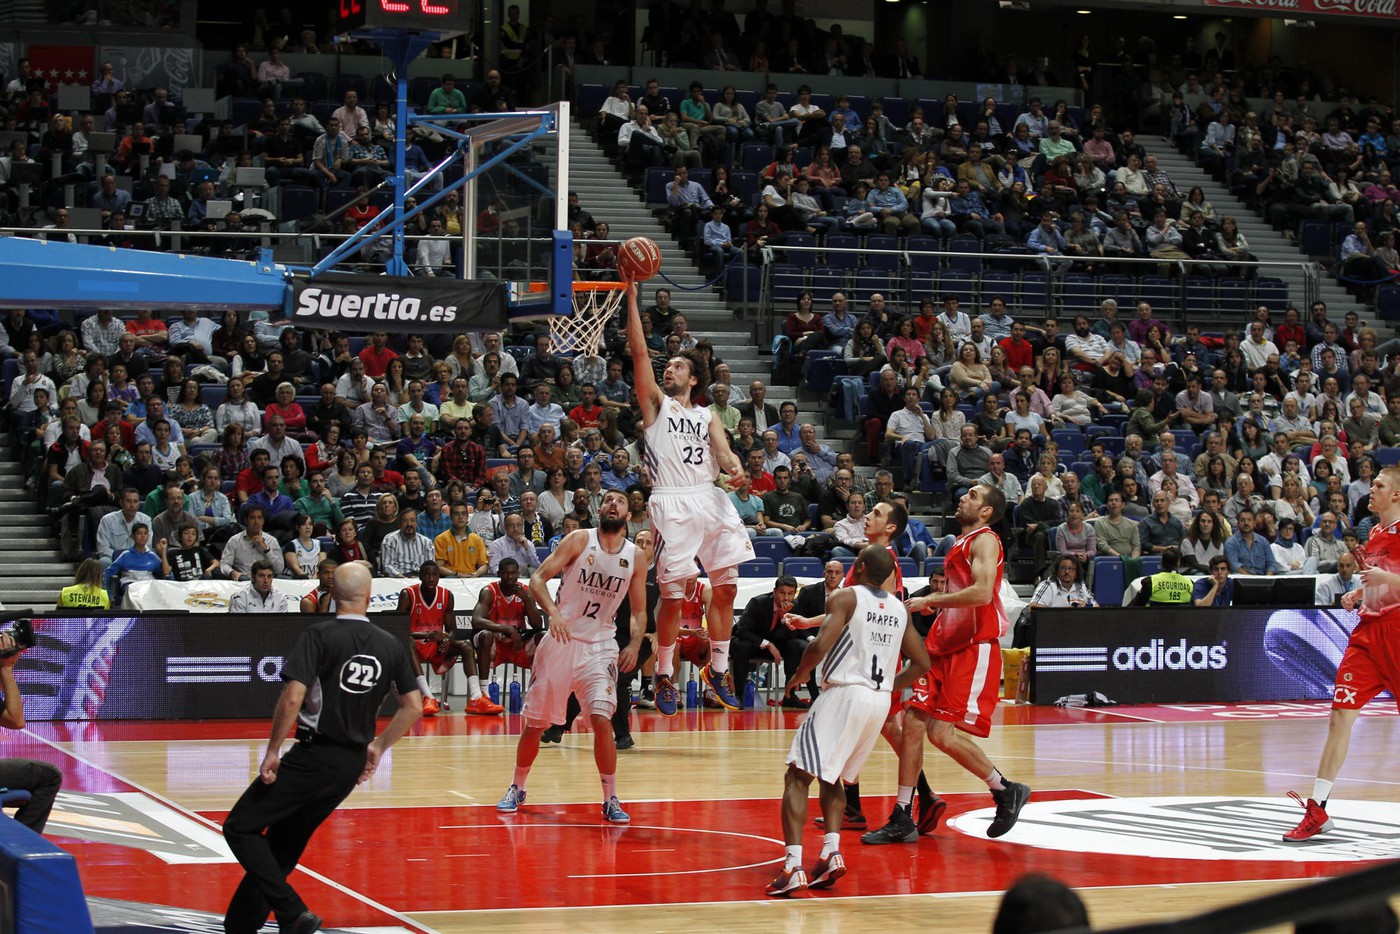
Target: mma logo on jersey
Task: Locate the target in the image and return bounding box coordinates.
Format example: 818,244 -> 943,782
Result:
666,415 -> 705,438
575,569 -> 627,595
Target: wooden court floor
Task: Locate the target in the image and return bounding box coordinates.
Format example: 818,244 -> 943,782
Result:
24,699 -> 1400,933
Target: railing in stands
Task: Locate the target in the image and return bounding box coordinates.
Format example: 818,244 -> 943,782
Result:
755,242 -> 1324,340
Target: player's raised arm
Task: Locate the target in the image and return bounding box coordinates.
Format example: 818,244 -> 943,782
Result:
625,282 -> 663,418
785,588 -> 856,694
528,528 -> 591,643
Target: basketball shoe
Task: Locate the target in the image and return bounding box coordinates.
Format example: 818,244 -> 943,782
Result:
813,807 -> 867,830
700,664 -> 741,709
421,697 -> 440,717
807,852 -> 846,890
465,695 -> 504,716
540,725 -> 565,744
1283,791 -> 1334,842
765,866 -> 808,897
917,795 -> 948,835
987,781 -> 1031,838
655,675 -> 679,717
860,805 -> 918,845
496,784 -> 526,812
602,796 -> 630,823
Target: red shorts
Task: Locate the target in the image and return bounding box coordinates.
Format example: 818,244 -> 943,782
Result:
1333,617 -> 1400,710
906,641 -> 1000,738
678,630 -> 709,665
413,636 -> 452,676
493,633 -> 534,670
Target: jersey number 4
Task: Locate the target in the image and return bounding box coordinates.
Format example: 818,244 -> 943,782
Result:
680,445 -> 705,465
870,655 -> 885,690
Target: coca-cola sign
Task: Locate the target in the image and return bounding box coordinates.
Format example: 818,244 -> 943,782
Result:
1205,0 -> 1399,19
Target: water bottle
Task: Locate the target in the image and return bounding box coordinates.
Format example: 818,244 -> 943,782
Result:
488,681 -> 501,705
508,680 -> 522,713
685,677 -> 699,710
743,679 -> 757,709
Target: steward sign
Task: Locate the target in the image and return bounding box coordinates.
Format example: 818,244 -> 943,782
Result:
289,273 -> 507,333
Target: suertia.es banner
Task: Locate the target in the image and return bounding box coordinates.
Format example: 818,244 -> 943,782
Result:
12,613 -> 410,720
1203,0 -> 1398,21
1031,607 -> 1367,705
288,273 -> 506,334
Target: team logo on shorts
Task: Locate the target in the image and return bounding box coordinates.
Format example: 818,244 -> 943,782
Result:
1345,672 -> 1353,681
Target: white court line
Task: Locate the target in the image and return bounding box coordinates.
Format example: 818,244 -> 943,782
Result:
992,752 -> 1400,788
403,874 -> 1325,915
24,731 -> 439,934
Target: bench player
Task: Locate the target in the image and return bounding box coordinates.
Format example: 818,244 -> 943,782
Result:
496,489 -> 648,823
864,483 -> 1031,844
1286,465 -> 1400,841
626,282 -> 753,715
766,544 -> 930,896
472,556 -> 544,679
397,560 -> 503,717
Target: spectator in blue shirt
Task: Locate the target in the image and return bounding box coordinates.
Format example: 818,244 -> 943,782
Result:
1223,508 -> 1280,575
948,178 -> 1006,239
416,489 -> 450,540
1027,212 -> 1072,274
243,464 -> 297,532
867,172 -> 920,237
701,206 -> 737,270
104,522 -> 162,602
820,293 -> 857,350
1191,556 -> 1236,606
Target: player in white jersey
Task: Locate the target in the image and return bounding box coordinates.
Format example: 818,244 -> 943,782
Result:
626,283 -> 752,715
496,490 -> 648,824
767,545 -> 931,897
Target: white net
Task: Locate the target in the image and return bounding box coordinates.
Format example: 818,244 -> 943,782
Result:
549,284 -> 625,356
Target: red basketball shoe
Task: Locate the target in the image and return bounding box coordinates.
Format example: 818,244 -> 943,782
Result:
1282,791 -> 1334,842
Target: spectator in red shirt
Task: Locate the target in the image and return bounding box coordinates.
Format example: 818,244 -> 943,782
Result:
568,383 -> 604,431
368,448 -> 405,493
432,419 -> 486,487
235,449 -> 272,505
358,331 -> 398,378
124,309 -> 168,355
999,320 -> 1036,372
745,448 -> 776,494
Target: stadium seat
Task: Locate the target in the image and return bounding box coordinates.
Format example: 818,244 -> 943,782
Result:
752,538 -> 793,561
739,558 -> 778,577
781,557 -> 823,577
1092,557 -> 1126,607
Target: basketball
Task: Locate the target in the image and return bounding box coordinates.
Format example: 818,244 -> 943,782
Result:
617,237 -> 663,283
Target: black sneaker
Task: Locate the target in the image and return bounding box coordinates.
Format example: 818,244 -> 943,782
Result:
615,735 -> 636,750
280,911 -> 322,934
540,725 -> 565,745
814,806 -> 867,830
987,781 -> 1031,838
916,795 -> 948,836
860,805 -> 918,845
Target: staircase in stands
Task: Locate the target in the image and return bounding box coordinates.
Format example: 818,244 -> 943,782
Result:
0,441 -> 72,611
1146,143 -> 1367,323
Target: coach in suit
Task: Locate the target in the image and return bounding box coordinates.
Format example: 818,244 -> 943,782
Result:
737,381 -> 780,434
730,576 -> 812,708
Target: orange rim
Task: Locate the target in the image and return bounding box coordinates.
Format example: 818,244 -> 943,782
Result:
572,281 -> 627,291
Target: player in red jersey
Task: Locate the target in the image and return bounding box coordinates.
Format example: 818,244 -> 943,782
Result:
1285,465 -> 1400,841
472,556 -> 544,675
396,561 -> 503,717
677,577 -> 713,667
863,483 -> 1031,844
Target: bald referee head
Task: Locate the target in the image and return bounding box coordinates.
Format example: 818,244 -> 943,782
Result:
334,562 -> 372,616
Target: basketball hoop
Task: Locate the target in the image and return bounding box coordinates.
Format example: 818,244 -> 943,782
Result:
549,281 -> 626,357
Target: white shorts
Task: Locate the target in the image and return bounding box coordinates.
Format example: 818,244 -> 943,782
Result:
649,485 -> 754,589
521,636 -> 619,728
785,684 -> 890,786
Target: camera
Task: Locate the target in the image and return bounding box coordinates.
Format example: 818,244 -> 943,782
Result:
0,619 -> 35,659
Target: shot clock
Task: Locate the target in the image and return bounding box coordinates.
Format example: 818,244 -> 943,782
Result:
338,0 -> 467,33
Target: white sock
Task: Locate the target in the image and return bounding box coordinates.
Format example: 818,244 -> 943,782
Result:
513,766 -> 529,791
985,768 -> 1006,792
784,844 -> 802,870
601,773 -> 617,802
656,643 -> 676,678
821,832 -> 840,858
416,675 -> 432,696
709,639 -> 730,674
897,785 -> 915,807
1313,778 -> 1334,804
468,675 -> 483,701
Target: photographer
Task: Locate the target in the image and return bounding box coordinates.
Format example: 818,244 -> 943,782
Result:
1028,555 -> 1096,609
0,628 -> 62,833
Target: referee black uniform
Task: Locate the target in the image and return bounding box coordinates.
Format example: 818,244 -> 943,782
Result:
223,613 -> 417,934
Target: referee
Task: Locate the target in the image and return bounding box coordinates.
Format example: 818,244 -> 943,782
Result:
222,562 -> 421,934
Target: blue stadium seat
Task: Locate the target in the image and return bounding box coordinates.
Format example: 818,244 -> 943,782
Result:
739,558 -> 778,577
1092,557 -> 1126,606
782,557 -> 823,577
1051,429 -> 1086,454
752,538 -> 793,561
